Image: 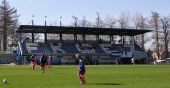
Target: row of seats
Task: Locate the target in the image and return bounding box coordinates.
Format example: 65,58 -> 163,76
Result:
20,43 -> 46,54
20,42 -> 143,55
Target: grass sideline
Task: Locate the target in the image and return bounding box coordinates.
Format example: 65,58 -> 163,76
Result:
0,65 -> 170,88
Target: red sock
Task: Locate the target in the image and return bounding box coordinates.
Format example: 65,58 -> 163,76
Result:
79,75 -> 83,82
81,76 -> 86,83
33,65 -> 35,70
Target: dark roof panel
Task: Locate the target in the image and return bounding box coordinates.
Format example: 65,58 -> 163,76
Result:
16,25 -> 152,36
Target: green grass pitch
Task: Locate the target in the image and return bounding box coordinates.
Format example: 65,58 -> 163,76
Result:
0,65 -> 170,88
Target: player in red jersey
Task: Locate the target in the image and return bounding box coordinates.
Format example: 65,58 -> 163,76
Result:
40,53 -> 47,73
48,53 -> 52,69
30,54 -> 36,70
76,53 -> 86,84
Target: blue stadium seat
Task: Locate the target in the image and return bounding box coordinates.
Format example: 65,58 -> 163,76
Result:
20,42 -> 145,56
91,44 -> 105,53
61,43 -> 79,54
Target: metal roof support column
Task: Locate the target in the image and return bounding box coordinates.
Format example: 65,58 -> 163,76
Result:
110,35 -> 113,44
83,34 -> 85,43
31,17 -> 34,43
120,36 -> 123,44
31,33 -> 34,43
44,16 -> 47,44
44,32 -> 47,43
74,34 -> 77,43
60,33 -> 62,43
131,36 -> 135,55
96,35 -> 99,43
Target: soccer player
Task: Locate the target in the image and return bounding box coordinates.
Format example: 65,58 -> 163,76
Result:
48,53 -> 52,69
30,54 -> 36,70
40,53 -> 47,73
131,57 -> 135,65
76,53 -> 86,84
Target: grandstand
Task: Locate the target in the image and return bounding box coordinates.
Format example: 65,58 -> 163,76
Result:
16,25 -> 151,64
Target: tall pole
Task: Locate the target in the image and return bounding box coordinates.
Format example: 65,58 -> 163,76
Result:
45,16 -> 47,26
72,16 -> 78,27
60,16 -> 62,26
82,16 -> 85,27
44,16 -> 47,43
31,15 -> 35,43
131,36 -> 135,56
32,15 -> 34,25
96,12 -> 100,28
59,16 -> 62,43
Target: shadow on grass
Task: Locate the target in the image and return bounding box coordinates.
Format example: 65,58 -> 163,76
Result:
88,83 -> 124,86
2,82 -> 11,85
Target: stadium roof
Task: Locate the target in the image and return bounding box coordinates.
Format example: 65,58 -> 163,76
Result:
16,25 -> 152,36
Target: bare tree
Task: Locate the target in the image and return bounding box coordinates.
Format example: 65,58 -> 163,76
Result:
95,12 -> 105,28
133,12 -> 148,50
72,15 -> 79,27
160,16 -> 170,59
105,15 -> 116,28
104,15 -> 117,43
118,12 -> 130,28
0,0 -> 19,51
79,16 -> 91,27
118,12 -> 130,44
150,11 -> 161,59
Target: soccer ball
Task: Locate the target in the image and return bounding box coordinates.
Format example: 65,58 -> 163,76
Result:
2,79 -> 7,84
